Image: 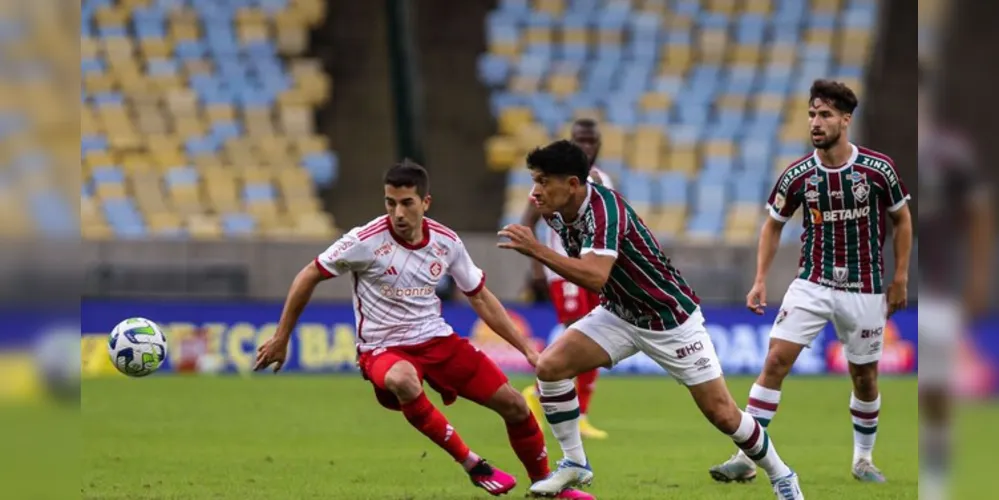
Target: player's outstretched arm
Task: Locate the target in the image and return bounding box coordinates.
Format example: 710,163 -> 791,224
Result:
520,199 -> 548,291
466,286 -> 539,365
254,262 -> 327,372
498,223 -> 614,293
966,190 -> 994,317
748,217 -> 785,314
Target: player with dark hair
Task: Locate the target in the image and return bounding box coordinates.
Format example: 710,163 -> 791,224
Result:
499,140 -> 805,499
708,79 -> 914,485
916,63 -> 993,500
254,160 -> 593,499
521,118 -> 612,440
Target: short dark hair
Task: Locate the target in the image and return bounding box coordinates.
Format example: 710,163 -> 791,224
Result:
384,159 -> 429,197
573,118 -> 597,129
526,140 -> 589,182
809,79 -> 859,114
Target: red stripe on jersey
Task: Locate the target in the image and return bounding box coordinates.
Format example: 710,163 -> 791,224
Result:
352,271 -> 367,343
427,220 -> 458,241
314,257 -> 335,278
359,220 -> 390,241
463,273 -> 486,297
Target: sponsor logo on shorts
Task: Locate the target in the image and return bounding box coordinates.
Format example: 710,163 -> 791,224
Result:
816,277 -> 864,290
860,327 -> 884,339
869,340 -> 883,354
675,341 -> 704,360
695,357 -> 712,371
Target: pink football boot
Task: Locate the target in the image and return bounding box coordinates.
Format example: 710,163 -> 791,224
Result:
552,488 -> 596,499
467,459 -> 517,496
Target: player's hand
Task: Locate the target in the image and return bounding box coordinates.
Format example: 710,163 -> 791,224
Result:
253,335 -> 289,373
886,278 -> 908,318
524,347 -> 540,368
497,224 -> 542,257
746,281 -> 767,315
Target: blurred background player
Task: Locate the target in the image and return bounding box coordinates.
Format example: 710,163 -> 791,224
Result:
709,80 -> 913,485
917,61 -> 994,500
521,118 -> 611,440
253,162 -> 592,499
500,141 -> 805,500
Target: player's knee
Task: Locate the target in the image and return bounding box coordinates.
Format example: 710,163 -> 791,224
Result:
491,386 -> 532,422
850,366 -> 878,398
383,362 -> 422,402
761,348 -> 794,383
535,353 -> 570,382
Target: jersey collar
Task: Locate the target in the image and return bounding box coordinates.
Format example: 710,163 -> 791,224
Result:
812,143 -> 858,172
389,218 -> 431,250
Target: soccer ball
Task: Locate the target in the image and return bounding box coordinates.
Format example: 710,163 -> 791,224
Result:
108,317 -> 168,377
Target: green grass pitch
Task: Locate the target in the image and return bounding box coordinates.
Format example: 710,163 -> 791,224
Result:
83,375 -> 925,499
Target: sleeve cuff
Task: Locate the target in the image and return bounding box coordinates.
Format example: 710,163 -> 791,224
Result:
580,248 -> 618,258
314,257 -> 336,278
765,205 -> 790,222
887,195 -> 911,213
462,273 -> 486,297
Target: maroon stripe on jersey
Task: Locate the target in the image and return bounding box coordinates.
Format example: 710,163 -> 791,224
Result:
852,165 -> 877,293
805,168 -> 825,284
462,273 -> 486,297
622,218 -> 682,312
352,272 -> 367,342
314,257 -> 335,278
748,397 -> 779,412
829,173 -> 847,273
589,190 -> 612,250
427,219 -> 458,241
851,408 -> 879,419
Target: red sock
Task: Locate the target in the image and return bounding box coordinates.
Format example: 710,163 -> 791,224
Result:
401,393 -> 470,463
506,414 -> 550,482
576,369 -> 599,415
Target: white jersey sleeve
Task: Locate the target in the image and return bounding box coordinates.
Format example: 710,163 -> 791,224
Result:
447,237 -> 486,295
315,227 -> 375,278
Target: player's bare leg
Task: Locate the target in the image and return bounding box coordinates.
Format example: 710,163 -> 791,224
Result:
689,377 -> 804,499
710,338 -> 805,483
848,361 -> 886,483
528,329 -> 608,496
383,361 -> 516,496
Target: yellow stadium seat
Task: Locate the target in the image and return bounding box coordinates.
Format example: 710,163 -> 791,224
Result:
192,154 -> 226,169
169,21 -> 200,42
483,136 -> 518,172
703,140 -> 735,158
140,38 -> 172,59
699,29 -> 729,64
84,151 -> 116,168
665,15 -> 693,31
707,0 -> 738,14
182,59 -> 214,77
806,29 -> 834,46
560,28 -> 588,45
639,0 -> 669,15
509,75 -> 541,94
497,107 -> 533,136
147,212 -> 183,234
238,23 -> 269,44
172,116 -> 207,138
780,123 -> 809,143
731,45 -> 761,65
535,0 -> 565,15
240,166 -> 273,184
294,135 -> 330,156
667,148 -> 699,176
600,125 -> 625,160
716,93 -> 748,111
83,223 -> 114,240
639,92 -> 672,112
187,214 -> 222,239
82,37 -> 100,59
547,73 -> 579,98
596,29 -> 623,46
524,26 -> 552,46
767,45 -> 797,66
204,103 -> 236,123
293,212 -> 336,240
755,93 -> 785,113
811,0 -> 842,13
724,228 -> 757,245
743,0 -> 773,14
95,182 -> 128,200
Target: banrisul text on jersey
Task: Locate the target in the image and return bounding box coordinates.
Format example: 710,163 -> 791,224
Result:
543,183 -> 700,330
766,144 -> 910,294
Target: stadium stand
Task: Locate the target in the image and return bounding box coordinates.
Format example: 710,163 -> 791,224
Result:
480,0 -> 878,244
81,0 -> 337,240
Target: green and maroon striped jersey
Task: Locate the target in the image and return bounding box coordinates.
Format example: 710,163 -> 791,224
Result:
766,144 -> 910,294
543,183 -> 700,331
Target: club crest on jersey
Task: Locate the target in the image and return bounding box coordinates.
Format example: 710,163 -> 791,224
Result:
807,174 -> 823,186
804,189 -> 820,202
429,260 -> 443,277
851,173 -> 871,203
833,266 -> 848,283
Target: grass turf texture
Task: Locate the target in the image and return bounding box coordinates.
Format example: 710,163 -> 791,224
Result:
84,375 -> 928,499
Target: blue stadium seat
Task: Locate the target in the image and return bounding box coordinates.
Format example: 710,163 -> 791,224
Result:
165,166 -> 199,187
82,135 -> 109,154
699,13 -> 730,30
243,183 -> 276,202
673,0 -> 701,17
657,172 -> 689,206
222,213 -> 257,237
496,0 -> 531,18
737,15 -> 767,45
31,192 -> 76,237
91,166 -> 126,185
302,151 -> 338,186
478,53 -> 510,87
81,58 -> 104,74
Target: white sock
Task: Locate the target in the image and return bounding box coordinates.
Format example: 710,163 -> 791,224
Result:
850,393 -> 880,464
739,383 -> 781,460
731,410 -> 792,481
920,421 -> 950,479
538,379 -> 587,465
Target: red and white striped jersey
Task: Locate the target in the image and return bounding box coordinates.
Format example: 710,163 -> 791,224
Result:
541,167 -> 615,283
314,215 -> 485,352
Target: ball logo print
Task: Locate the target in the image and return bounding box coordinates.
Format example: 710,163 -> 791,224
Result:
107,317 -> 168,377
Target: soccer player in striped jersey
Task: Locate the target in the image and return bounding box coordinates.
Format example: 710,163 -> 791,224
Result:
708,80 -> 914,485
521,118 -> 612,440
499,140 -> 805,500
254,161 -> 593,499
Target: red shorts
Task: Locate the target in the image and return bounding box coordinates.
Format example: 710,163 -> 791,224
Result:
548,279 -> 601,325
357,334 -> 509,411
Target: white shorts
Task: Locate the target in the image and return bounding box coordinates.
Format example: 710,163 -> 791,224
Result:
771,279 -> 887,365
571,305 -> 723,386
918,292 -> 964,387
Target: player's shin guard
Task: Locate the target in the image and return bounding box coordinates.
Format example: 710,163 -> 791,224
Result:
538,379 -> 587,465
575,369 -> 599,415
850,393 -> 880,464
401,392 -> 471,463
731,410 -> 792,481
506,414 -> 550,482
